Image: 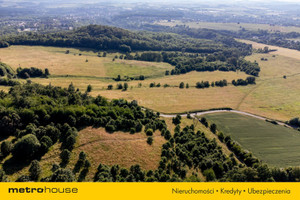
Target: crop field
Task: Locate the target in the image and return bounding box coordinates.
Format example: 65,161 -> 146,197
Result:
157,21 -> 300,33
204,112 -> 300,168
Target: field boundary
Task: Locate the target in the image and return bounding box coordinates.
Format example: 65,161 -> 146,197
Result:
159,109 -> 294,128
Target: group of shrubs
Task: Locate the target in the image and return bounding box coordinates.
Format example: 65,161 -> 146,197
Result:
232,77 -> 256,86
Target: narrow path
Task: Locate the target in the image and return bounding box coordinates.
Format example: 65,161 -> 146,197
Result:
235,81 -> 265,110
160,109 -> 293,128
235,71 -> 300,111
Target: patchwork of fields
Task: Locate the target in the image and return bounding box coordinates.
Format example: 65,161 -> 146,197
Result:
157,21 -> 300,33
0,44 -> 300,121
0,28 -> 300,181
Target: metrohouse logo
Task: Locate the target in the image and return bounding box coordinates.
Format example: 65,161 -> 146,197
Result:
8,187 -> 78,194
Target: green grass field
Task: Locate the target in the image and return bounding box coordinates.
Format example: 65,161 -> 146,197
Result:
204,112 -> 300,168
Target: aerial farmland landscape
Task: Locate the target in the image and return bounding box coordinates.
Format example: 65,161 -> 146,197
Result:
0,0 -> 300,182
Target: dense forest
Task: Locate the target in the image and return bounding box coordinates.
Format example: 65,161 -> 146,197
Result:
0,25 -> 225,53
124,51 -> 260,76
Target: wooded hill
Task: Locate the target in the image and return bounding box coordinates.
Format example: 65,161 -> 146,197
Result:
0,25 -> 260,76
0,24 -> 251,55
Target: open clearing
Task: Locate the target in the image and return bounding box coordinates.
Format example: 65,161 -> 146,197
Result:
98,86 -> 246,114
3,127 -> 166,181
0,45 -> 172,78
73,127 -> 165,171
204,112 -> 300,168
157,21 -> 300,33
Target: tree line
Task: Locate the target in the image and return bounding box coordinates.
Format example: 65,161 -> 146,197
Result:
0,62 -> 50,79
123,51 -> 260,77
16,67 -> 50,79
105,76 -> 255,91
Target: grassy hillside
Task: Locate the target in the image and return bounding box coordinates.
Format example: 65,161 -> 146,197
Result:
0,46 -> 172,78
11,127 -> 167,182
236,41 -> 300,121
204,112 -> 300,167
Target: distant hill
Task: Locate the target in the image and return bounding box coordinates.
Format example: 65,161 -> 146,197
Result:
1,24 -> 234,54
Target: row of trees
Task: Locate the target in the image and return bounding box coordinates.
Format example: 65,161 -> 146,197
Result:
0,62 -> 49,80
16,67 -> 50,79
232,77 -> 256,86
230,29 -> 300,51
106,77 -> 255,91
113,75 -> 145,82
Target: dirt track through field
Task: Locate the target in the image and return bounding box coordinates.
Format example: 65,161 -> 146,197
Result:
160,109 -> 293,128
